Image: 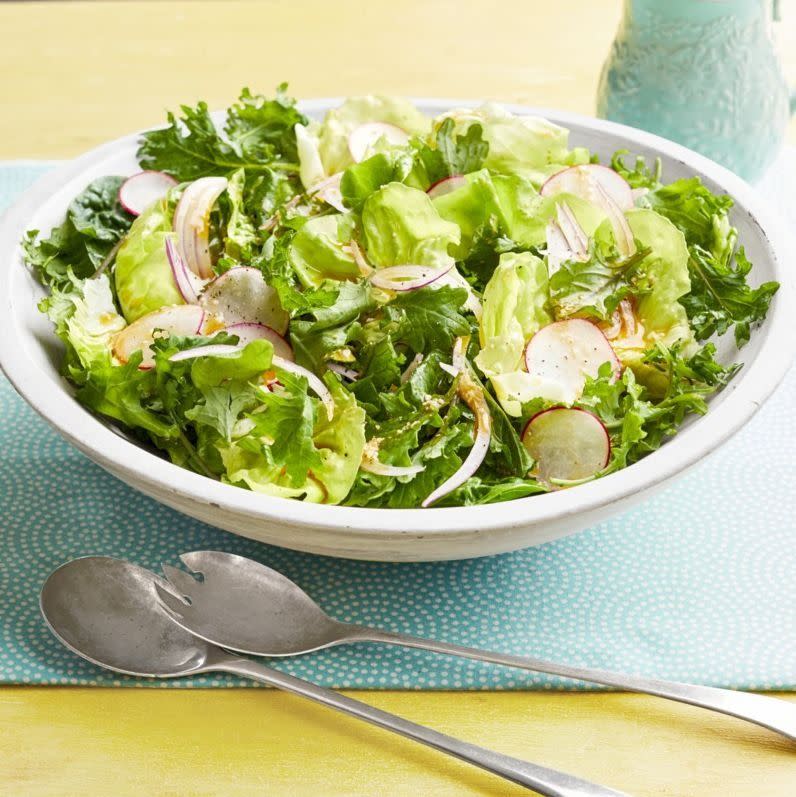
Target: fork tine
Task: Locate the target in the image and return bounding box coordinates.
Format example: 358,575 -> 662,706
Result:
161,564 -> 200,598
152,581 -> 189,619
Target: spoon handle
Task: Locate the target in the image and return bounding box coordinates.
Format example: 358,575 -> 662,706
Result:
211,655 -> 630,797
351,629 -> 796,742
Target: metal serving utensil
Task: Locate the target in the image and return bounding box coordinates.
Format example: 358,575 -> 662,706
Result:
155,550 -> 796,743
40,556 -> 631,797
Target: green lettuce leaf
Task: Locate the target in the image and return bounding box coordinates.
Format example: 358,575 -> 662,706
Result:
23,176 -> 132,290
288,213 -> 359,288
362,182 -> 459,268
412,117 -> 489,185
476,251 -> 551,377
114,198 -> 183,321
317,95 -> 429,175
137,86 -> 305,180
682,245 -> 778,346
340,151 -> 413,211
432,169 -> 505,258
432,103 -> 585,182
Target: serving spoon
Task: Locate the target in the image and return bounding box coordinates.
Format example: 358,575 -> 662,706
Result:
155,550 -> 796,743
40,556 -> 631,797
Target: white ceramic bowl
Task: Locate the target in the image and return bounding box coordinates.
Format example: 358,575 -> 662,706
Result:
1,100 -> 794,561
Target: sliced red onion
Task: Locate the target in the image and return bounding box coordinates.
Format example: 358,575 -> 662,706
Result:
169,343 -> 243,362
360,457 -> 425,477
422,366 -> 491,508
439,362 -> 459,378
451,336 -> 467,372
370,263 -> 453,292
427,174 -> 467,199
348,241 -> 374,277
310,173 -> 346,212
225,322 -> 294,361
165,236 -> 205,304
555,202 -> 589,255
400,353 -> 424,384
173,176 -> 228,279
119,171 -> 177,217
595,183 -> 636,257
327,362 -> 361,381
272,356 -> 335,420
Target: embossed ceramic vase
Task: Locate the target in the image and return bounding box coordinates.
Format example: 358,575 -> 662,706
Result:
597,0 -> 795,181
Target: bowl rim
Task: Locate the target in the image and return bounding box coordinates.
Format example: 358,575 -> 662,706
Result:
1,98 -> 794,540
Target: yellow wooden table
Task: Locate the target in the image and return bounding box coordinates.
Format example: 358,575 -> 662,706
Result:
1,2 -> 795,795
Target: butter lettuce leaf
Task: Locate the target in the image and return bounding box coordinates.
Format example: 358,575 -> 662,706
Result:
114,198 -> 183,322
362,183 -> 459,268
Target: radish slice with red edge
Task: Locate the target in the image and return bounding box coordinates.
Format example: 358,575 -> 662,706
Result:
173,177 -> 228,279
348,122 -> 409,163
271,357 -> 335,420
310,173 -> 346,212
521,407 -> 610,482
427,175 -> 467,199
200,267 -> 289,334
540,164 -> 633,211
113,304 -> 205,369
370,263 -> 453,292
165,236 -> 205,304
524,319 -> 621,402
119,171 -> 177,217
224,322 -> 294,361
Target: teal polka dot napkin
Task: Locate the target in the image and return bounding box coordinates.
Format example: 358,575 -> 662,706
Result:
1,164 -> 794,690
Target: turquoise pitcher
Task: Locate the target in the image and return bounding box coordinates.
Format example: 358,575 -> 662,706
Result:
597,0 -> 795,181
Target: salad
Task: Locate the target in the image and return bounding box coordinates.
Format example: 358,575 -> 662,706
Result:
23,87 -> 779,508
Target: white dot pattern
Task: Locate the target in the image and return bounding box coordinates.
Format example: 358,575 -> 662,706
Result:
1,165 -> 794,692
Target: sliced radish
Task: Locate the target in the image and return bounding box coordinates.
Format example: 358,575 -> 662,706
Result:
524,319 -> 621,402
225,322 -> 294,361
522,407 -> 610,482
165,236 -> 206,304
112,304 -> 205,368
348,122 -> 409,163
427,174 -> 467,199
271,357 -> 335,421
370,263 -> 453,292
200,267 -> 289,334
310,173 -> 346,212
118,171 -> 177,217
540,164 -> 633,211
173,177 -> 228,279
